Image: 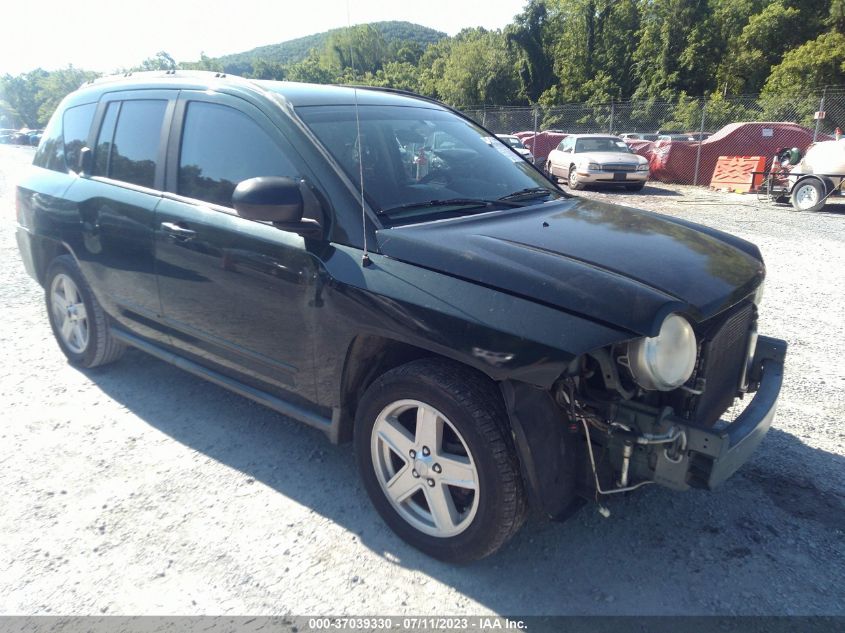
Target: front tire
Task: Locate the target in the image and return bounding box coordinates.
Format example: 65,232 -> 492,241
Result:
568,165 -> 585,190
45,255 -> 125,368
354,359 -> 527,562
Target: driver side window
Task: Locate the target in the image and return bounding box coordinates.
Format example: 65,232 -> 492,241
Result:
178,101 -> 297,208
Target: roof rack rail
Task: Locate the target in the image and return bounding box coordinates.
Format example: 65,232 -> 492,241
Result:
81,69 -> 246,89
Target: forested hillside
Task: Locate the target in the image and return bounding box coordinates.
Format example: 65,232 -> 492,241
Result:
2,0 -> 843,128
213,21 -> 446,75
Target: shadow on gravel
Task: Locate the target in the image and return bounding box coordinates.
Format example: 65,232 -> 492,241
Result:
580,184 -> 683,197
83,350 -> 845,615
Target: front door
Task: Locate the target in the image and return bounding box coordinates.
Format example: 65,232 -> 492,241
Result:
154,92 -> 322,402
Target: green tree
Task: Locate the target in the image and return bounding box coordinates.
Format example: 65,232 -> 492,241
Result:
762,31 -> 845,102
35,66 -> 100,125
179,52 -> 224,72
321,24 -> 387,75
0,70 -> 48,127
249,58 -> 286,80
421,29 -> 521,106
506,0 -> 558,102
286,51 -> 335,84
371,62 -> 421,92
632,0 -> 717,100
136,51 -> 177,71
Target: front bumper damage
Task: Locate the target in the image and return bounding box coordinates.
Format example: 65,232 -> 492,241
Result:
615,335 -> 787,492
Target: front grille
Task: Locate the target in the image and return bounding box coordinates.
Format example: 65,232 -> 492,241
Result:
691,302 -> 756,426
601,163 -> 637,172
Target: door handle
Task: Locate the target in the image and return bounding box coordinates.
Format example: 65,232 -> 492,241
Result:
160,222 -> 197,239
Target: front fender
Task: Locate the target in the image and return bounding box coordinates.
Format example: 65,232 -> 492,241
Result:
315,244 -> 631,397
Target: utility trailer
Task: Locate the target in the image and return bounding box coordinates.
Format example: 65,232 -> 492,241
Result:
755,169 -> 845,212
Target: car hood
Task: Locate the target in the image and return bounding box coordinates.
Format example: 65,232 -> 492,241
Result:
376,197 -> 764,337
576,151 -> 646,165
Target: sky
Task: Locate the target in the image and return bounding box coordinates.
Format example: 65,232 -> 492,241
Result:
1,0 -> 528,76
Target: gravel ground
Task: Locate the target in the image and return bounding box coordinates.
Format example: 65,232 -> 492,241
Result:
1,144 -> 843,616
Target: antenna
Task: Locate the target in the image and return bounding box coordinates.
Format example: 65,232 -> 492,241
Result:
347,2 -> 372,267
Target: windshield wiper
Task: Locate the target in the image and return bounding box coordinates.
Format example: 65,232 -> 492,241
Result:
380,198 -> 523,215
498,187 -> 557,201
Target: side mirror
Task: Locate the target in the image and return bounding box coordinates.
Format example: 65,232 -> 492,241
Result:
232,177 -> 322,238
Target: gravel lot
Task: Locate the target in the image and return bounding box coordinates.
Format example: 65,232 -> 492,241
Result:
1,144 -> 843,616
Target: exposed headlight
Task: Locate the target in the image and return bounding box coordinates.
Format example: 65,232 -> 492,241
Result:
625,314 -> 697,391
587,162 -> 601,171
636,163 -> 650,171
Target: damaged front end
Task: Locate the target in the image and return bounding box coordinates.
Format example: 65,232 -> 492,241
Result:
561,299 -> 787,499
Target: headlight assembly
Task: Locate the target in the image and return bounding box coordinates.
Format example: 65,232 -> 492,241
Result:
636,163 -> 650,171
624,314 -> 697,391
587,162 -> 601,171
753,280 -> 765,306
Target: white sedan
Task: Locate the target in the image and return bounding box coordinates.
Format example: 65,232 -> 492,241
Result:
546,134 -> 649,191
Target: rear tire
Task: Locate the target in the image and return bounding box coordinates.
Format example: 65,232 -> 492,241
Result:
790,178 -> 826,212
45,255 -> 125,368
354,358 -> 527,562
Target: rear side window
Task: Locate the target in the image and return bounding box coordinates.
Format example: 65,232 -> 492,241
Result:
62,103 -> 96,173
178,101 -> 296,208
62,103 -> 97,171
107,100 -> 167,189
32,110 -> 65,172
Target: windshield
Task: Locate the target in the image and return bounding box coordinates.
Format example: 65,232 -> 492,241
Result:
297,104 -> 559,216
574,138 -> 633,154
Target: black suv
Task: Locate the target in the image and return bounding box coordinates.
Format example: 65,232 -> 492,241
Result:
16,72 -> 786,562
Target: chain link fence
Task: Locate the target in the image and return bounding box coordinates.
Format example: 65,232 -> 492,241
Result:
459,87 -> 845,186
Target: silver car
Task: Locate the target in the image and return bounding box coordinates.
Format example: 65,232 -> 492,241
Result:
546,134 -> 649,191
496,134 -> 535,163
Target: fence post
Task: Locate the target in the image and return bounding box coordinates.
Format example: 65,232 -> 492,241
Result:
693,99 -> 707,186
609,100 -> 615,134
481,106 -> 487,128
813,88 -> 827,142
532,105 -> 539,163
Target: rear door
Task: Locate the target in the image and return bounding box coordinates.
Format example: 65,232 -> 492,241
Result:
154,91 -> 323,402
66,90 -> 176,343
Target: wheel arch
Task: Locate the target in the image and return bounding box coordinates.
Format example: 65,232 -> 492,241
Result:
337,335 -> 468,443
33,235 -> 74,287
337,334 -> 581,521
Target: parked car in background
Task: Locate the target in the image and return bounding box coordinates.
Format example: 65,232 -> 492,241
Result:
10,130 -> 31,145
16,71 -> 785,563
546,133 -> 650,190
657,132 -> 712,142
27,130 -> 43,146
619,132 -> 658,141
0,129 -> 15,144
658,133 -> 695,142
496,134 -> 535,163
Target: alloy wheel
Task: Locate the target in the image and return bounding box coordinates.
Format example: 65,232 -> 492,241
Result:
50,273 -> 89,354
370,399 -> 480,538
